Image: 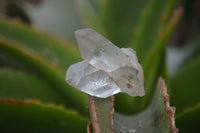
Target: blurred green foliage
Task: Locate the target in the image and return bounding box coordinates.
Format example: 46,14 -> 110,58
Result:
0,0 -> 200,132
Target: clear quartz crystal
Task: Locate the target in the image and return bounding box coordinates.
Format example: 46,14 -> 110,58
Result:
65,28 -> 145,98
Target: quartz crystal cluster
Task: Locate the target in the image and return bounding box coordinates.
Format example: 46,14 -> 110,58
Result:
66,29 -> 145,98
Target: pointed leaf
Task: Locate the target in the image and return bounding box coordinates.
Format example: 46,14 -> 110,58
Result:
131,8 -> 183,113
102,0 -> 179,115
0,17 -> 81,72
0,37 -> 88,116
131,0 -> 167,62
0,99 -> 88,133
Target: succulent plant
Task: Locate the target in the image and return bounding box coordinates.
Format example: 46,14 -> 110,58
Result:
0,0 -> 200,133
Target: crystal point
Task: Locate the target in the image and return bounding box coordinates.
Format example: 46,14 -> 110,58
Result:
66,28 -> 145,98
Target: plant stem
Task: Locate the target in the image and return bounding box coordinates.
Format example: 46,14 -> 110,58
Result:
88,95 -> 115,133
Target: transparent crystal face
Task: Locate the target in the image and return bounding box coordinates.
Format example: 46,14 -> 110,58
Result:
66,28 -> 145,98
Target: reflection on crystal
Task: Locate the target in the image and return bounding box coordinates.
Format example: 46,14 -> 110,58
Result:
66,28 -> 145,98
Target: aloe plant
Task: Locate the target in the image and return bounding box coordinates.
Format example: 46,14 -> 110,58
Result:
0,0 -> 200,132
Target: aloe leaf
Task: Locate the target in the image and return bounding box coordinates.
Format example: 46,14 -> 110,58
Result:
0,17 -> 81,72
114,93 -> 136,114
0,98 -> 89,133
130,0 -> 168,62
0,69 -> 67,104
103,0 -> 179,115
142,7 -> 183,94
117,8 -> 183,115
114,78 -> 178,133
88,96 -> 114,133
101,0 -> 149,47
0,37 -> 88,116
170,57 -> 200,114
176,104 -> 200,133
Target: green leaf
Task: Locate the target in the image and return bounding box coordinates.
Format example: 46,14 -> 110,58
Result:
130,0 -> 167,62
131,8 -> 183,113
101,0 -> 149,47
114,93 -> 136,114
0,37 -> 88,116
170,57 -> 200,114
176,104 -> 200,133
88,96 -> 114,133
0,17 -> 81,72
0,69 -> 67,104
0,98 -> 89,133
114,78 -> 178,133
101,0 -> 177,49
103,0 -> 180,115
